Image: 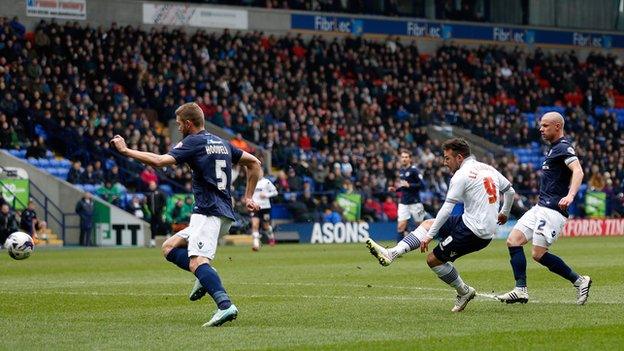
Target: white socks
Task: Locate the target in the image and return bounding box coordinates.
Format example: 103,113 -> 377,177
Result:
431,262 -> 469,295
388,226 -> 427,259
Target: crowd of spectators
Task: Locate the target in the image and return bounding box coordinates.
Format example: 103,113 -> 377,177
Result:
1,16 -> 623,225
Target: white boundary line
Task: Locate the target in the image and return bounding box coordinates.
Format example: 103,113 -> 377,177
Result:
1,281 -> 617,304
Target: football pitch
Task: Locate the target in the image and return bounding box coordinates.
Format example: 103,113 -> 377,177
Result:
1,237 -> 623,350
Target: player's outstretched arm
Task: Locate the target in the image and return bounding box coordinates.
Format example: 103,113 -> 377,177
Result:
559,159 -> 584,211
238,151 -> 263,212
110,135 -> 176,168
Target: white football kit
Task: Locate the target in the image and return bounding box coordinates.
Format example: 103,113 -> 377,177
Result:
428,156 -> 513,240
252,177 -> 278,210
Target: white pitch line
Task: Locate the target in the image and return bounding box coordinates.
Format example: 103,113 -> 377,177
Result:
0,290 -> 458,302
1,281 -> 618,304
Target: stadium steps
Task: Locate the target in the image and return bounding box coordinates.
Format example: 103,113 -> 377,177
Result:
35,230 -> 64,247
427,125 -> 509,159
222,234 -> 253,246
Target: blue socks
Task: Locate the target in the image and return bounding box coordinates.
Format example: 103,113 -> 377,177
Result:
165,248 -> 232,310
538,252 -> 580,284
166,247 -> 190,271
508,246 -> 527,288
194,263 -> 232,310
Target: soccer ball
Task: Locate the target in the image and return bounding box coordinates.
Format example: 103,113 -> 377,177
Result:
5,231 -> 34,260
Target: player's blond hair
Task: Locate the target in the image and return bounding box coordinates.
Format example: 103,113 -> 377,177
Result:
175,103 -> 204,127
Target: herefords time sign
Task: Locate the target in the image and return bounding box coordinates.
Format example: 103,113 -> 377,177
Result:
562,219 -> 624,237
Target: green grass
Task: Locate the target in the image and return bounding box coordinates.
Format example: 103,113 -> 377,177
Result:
1,237 -> 623,350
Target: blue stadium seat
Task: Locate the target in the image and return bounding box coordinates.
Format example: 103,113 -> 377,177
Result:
4,149 -> 26,158
27,158 -> 40,167
58,169 -> 69,179
522,113 -> 535,125
595,107 -> 606,116
38,159 -> 51,167
538,106 -> 565,115
83,184 -> 96,193
75,184 -> 85,191
59,159 -> 71,167
159,184 -> 173,196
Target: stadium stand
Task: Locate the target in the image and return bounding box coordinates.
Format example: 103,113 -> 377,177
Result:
0,16 -> 622,224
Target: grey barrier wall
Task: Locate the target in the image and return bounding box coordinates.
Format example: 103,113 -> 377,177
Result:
529,0 -> 621,32
0,151 -> 151,246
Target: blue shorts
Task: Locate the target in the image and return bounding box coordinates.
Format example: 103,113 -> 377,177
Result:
432,215 -> 491,262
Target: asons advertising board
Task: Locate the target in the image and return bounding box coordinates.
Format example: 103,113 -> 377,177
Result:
278,218 -> 624,244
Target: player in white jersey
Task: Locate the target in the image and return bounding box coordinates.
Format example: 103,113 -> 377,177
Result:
251,176 -> 279,251
367,138 -> 516,312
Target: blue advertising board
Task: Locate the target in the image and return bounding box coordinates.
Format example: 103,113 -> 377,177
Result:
291,14 -> 623,49
277,220 -> 517,244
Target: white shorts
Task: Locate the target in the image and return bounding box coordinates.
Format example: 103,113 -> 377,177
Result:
514,205 -> 566,247
398,203 -> 426,222
175,214 -> 232,260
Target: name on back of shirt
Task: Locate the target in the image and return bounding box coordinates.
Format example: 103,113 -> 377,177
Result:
205,143 -> 229,155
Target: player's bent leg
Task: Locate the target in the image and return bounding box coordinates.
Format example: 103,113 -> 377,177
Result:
427,253 -> 475,312
190,256 -> 237,326
202,304 -> 239,327
263,221 -> 276,246
397,220 -> 407,235
532,244 -> 591,304
506,229 -> 528,247
251,217 -> 261,251
366,219 -> 434,266
531,245 -> 548,262
386,219 -> 433,261
365,238 -> 392,266
189,278 -> 207,302
497,229 -> 531,304
162,234 -> 191,272
576,275 -> 592,305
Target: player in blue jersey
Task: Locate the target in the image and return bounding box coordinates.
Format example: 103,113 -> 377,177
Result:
497,112 -> 591,305
111,102 -> 262,326
388,149 -> 426,240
